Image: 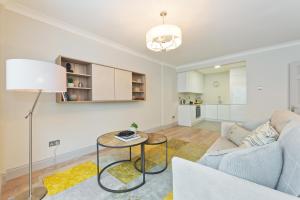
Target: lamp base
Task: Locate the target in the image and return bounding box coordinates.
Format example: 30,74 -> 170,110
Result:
14,186 -> 47,200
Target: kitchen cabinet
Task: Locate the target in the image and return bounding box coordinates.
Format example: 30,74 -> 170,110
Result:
115,69 -> 132,100
92,64 -> 115,101
230,105 -> 247,122
177,71 -> 203,93
201,104 -> 246,122
178,105 -> 201,126
205,105 -> 218,120
218,105 -> 230,120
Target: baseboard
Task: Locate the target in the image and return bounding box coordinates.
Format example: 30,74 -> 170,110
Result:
3,122 -> 178,182
145,121 -> 178,132
3,144 -> 97,182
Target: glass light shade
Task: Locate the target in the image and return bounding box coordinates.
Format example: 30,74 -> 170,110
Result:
146,24 -> 182,52
6,59 -> 66,92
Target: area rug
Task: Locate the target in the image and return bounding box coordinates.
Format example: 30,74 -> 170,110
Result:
43,138 -> 212,200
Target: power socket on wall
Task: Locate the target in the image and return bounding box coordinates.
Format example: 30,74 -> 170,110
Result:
49,140 -> 60,147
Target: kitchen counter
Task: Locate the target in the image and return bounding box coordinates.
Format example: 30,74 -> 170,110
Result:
178,105 -> 202,126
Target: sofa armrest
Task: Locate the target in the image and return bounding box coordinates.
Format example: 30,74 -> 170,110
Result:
221,119 -> 269,137
172,157 -> 298,200
221,122 -> 235,137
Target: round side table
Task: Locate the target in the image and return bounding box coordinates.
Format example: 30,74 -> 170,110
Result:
96,131 -> 148,193
134,133 -> 168,174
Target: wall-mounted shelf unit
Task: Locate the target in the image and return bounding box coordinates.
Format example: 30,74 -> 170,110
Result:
56,56 -> 146,103
132,72 -> 146,101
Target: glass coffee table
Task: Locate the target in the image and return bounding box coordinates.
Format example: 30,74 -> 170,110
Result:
96,131 -> 148,193
134,133 -> 168,174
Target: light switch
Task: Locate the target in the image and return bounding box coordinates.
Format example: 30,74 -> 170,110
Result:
257,86 -> 263,91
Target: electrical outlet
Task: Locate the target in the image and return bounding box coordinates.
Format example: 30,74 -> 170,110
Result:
49,140 -> 60,147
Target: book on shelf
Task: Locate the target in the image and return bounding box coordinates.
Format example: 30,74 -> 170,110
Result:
61,92 -> 69,101
115,134 -> 141,142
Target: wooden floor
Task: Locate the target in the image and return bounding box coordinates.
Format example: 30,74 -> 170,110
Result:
1,124 -> 220,200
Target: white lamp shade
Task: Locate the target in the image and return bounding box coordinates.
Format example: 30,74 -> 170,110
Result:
146,24 -> 182,52
6,59 -> 66,93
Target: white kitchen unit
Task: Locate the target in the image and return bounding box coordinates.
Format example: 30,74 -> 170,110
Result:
178,105 -> 202,126
177,71 -> 203,93
218,105 -> 231,120
230,105 -> 247,122
92,64 -> 115,101
205,105 -> 218,120
201,104 -> 246,122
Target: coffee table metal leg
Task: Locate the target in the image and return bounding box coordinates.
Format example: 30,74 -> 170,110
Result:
97,144 -> 146,193
96,144 -> 100,179
134,141 -> 168,174
141,143 -> 145,183
165,141 -> 168,169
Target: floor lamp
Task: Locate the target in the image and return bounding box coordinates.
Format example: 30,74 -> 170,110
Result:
6,59 -> 66,200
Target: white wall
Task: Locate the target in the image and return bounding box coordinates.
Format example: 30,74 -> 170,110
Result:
162,66 -> 178,125
178,44 -> 300,121
0,9 -> 177,172
203,72 -> 230,104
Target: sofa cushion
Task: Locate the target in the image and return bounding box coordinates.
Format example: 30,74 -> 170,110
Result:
271,110 -> 300,133
277,123 -> 300,196
219,142 -> 283,189
198,147 -> 242,169
241,121 -> 279,147
207,137 -> 237,153
226,124 -> 252,145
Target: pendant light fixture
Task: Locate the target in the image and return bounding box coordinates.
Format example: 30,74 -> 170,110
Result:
146,11 -> 182,52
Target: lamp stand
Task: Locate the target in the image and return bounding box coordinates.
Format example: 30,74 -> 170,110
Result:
15,90 -> 47,200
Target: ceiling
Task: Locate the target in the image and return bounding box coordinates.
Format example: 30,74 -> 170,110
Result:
4,0 -> 300,67
197,61 -> 246,74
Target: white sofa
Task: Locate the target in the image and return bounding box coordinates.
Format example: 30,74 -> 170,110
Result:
172,110 -> 300,200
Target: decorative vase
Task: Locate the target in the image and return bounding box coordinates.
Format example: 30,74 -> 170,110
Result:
128,127 -> 137,133
66,63 -> 73,73
68,83 -> 74,87
69,94 -> 78,101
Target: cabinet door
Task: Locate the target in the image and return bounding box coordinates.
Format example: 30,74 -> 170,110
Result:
198,73 -> 204,93
92,64 -> 115,101
115,69 -> 132,100
230,105 -> 246,122
177,72 -> 187,92
218,105 -> 230,121
205,105 -> 218,120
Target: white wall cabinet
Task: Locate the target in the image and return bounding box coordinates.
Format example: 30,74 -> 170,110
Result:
177,71 -> 203,93
92,64 -> 115,101
115,69 -> 132,100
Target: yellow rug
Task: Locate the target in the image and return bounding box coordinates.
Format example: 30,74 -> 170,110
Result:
164,192 -> 173,200
44,161 -> 97,195
43,138 -> 215,198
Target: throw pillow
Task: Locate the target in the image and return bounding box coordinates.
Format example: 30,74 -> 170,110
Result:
226,124 -> 252,145
219,142 -> 283,189
241,121 -> 279,147
198,147 -> 243,169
